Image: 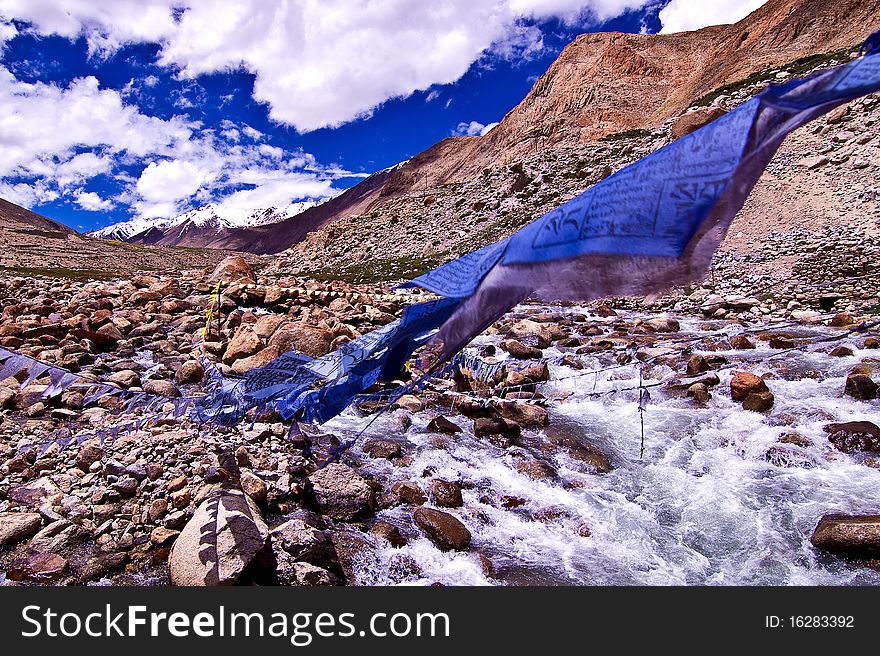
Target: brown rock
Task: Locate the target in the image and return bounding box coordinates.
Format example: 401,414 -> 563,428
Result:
413,507 -> 471,551
845,373 -> 878,400
730,371 -> 769,402
269,323 -> 333,358
240,470 -> 268,505
308,463 -> 374,520
473,417 -> 521,440
0,512 -> 43,546
430,480 -> 464,508
730,334 -> 756,350
687,354 -> 710,375
363,439 -> 402,460
76,444 -> 104,471
392,482 -> 427,505
829,313 -> 855,327
371,521 -> 407,548
503,339 -> 543,359
143,379 -> 181,398
742,390 -> 774,412
825,421 -> 880,453
223,326 -> 262,364
671,106 -> 727,139
496,401 -> 549,427
150,527 -> 180,546
209,255 -> 256,285
811,514 -> 880,559
231,345 -> 282,375
427,416 -> 462,434
7,552 -> 68,583
175,360 -> 205,384
8,477 -> 61,508
169,488 -> 270,586
507,320 -> 552,348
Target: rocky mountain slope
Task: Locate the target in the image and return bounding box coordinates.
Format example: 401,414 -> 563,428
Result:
267,0 -> 880,302
0,198 -> 250,278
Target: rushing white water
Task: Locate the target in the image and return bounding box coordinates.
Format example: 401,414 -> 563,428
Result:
324,308 -> 880,586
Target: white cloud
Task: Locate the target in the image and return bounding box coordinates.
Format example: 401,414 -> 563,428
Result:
136,159 -> 215,203
0,18 -> 16,47
0,62 -> 355,219
658,0 -> 768,34
74,190 -> 114,211
0,0 -> 653,132
452,120 -> 499,137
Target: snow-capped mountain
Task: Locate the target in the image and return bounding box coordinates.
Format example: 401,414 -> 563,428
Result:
90,201 -> 315,248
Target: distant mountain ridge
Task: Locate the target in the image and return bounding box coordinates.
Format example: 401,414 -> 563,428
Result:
90,201 -> 315,247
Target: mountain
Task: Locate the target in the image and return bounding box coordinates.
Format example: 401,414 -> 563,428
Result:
262,0 -> 880,277
0,197 -> 247,276
90,201 -> 315,248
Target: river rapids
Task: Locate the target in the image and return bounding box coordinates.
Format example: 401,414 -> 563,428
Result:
322,308 -> 880,586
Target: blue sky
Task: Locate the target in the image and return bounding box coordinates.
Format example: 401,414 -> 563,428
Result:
0,1 -> 766,232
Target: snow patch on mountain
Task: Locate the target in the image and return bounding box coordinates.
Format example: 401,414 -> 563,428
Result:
91,201 -> 315,241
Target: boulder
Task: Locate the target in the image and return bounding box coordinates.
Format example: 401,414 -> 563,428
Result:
503,339 -> 543,359
308,463 -> 374,520
507,320 -> 552,348
687,354 -> 710,375
271,517 -> 334,566
363,439 -> 402,460
825,421 -> 880,453
269,323 -> 333,358
730,334 -> 756,350
845,373 -> 878,400
730,371 -> 768,402
109,369 -> 140,388
371,521 -> 407,548
645,317 -> 681,333
430,480 -> 463,508
392,482 -> 427,505
209,256 -> 256,285
240,470 -> 268,505
427,416 -> 462,434
169,488 -> 271,586
231,345 -> 282,375
413,507 -> 471,551
671,106 -> 727,140
223,326 -> 262,364
175,360 -> 205,384
473,417 -> 521,440
8,477 -> 61,508
6,552 -> 68,583
811,514 -> 880,559
742,390 -> 774,412
143,379 -> 181,398
505,362 -> 550,388
0,512 -> 43,546
76,444 -> 104,471
496,401 -> 549,427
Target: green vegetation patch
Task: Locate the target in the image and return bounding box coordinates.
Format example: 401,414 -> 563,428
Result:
693,46 -> 858,108
302,254 -> 448,284
599,128 -> 653,142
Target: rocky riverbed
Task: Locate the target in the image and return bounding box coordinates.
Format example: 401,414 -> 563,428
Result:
2,257 -> 880,586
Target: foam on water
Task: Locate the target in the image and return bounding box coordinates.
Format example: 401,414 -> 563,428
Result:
323,310 -> 880,586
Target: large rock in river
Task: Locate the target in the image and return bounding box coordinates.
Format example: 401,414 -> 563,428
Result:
811,514 -> 880,559
169,488 -> 271,586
